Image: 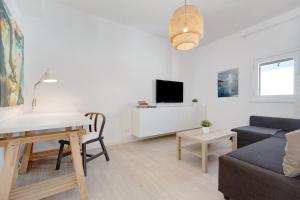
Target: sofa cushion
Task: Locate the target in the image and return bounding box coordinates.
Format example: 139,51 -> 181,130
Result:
228,137 -> 286,174
283,130 -> 300,177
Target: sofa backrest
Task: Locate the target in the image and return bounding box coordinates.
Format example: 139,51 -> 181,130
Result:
250,116 -> 300,132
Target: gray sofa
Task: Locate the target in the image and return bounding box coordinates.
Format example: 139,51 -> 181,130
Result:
232,116 -> 300,148
219,116 -> 300,200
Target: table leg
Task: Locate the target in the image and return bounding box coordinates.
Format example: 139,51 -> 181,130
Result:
11,160 -> 20,189
2,133 -> 13,155
1,133 -> 19,189
69,132 -> 88,200
232,135 -> 237,150
176,135 -> 181,160
0,141 -> 20,200
201,143 -> 208,173
19,131 -> 34,174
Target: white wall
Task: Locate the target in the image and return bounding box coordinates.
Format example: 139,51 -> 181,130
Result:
174,8 -> 300,129
2,0 -> 299,155
18,0 -> 179,147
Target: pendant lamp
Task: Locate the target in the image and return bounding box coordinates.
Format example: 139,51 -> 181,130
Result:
169,0 -> 204,51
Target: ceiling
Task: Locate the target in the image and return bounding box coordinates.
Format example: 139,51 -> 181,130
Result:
57,0 -> 300,45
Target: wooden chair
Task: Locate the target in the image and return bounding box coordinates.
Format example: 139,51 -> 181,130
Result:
56,112 -> 110,176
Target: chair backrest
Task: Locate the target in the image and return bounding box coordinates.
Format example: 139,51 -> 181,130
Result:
85,112 -> 106,138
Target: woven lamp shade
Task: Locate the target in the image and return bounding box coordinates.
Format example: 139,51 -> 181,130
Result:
169,5 -> 204,51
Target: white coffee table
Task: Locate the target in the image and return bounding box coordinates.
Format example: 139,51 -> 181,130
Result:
176,128 -> 237,173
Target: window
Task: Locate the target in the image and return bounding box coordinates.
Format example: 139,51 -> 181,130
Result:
259,58 -> 294,96
253,51 -> 299,102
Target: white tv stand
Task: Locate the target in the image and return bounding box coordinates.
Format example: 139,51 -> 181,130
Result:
132,105 -> 201,138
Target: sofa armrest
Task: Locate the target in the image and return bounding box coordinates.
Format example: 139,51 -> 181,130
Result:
219,155 -> 300,200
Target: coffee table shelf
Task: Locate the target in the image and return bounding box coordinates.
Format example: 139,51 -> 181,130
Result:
176,129 -> 237,173
181,142 -> 232,158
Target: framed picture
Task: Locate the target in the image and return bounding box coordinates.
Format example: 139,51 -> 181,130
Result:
218,68 -> 239,98
0,0 -> 24,107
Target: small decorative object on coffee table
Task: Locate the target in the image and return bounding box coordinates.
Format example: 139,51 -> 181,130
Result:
176,128 -> 237,173
201,120 -> 212,134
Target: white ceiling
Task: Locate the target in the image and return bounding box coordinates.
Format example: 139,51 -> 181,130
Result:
57,0 -> 300,45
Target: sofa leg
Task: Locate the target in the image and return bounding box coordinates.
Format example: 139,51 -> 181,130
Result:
223,195 -> 230,200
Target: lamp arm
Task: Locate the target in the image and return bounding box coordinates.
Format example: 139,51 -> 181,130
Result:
32,81 -> 42,109
31,68 -> 57,111
34,80 -> 42,88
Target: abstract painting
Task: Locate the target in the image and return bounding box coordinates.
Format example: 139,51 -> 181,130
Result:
218,68 -> 238,98
0,0 -> 24,107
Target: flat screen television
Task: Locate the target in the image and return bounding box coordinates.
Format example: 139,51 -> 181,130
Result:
156,80 -> 183,103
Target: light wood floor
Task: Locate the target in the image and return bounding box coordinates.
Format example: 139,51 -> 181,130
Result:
16,135 -> 227,200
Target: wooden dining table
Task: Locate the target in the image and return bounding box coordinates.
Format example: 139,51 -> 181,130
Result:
0,112 -> 92,200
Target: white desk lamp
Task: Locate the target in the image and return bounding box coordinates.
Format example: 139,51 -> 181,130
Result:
32,69 -> 57,109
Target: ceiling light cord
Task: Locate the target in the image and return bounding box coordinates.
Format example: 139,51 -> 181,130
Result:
184,0 -> 187,26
